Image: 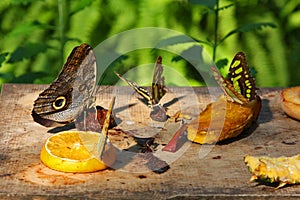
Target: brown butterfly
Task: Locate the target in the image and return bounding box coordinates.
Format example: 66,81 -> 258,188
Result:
32,43 -> 97,127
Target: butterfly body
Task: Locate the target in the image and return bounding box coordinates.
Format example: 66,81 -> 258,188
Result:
32,43 -> 97,127
187,52 -> 261,144
115,56 -> 167,122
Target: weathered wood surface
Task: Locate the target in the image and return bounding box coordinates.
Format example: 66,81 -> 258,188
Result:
1,83 -> 300,199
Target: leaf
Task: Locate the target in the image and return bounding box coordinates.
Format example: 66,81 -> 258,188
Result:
249,65 -> 257,77
8,43 -> 48,63
219,22 -> 277,45
70,0 -> 94,16
10,0 -> 40,5
0,72 -> 14,81
156,35 -> 212,49
10,72 -> 48,83
0,53 -> 9,68
218,3 -> 234,11
216,58 -> 228,69
6,21 -> 53,38
171,45 -> 204,67
188,0 -> 217,10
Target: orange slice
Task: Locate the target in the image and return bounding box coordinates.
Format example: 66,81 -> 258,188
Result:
40,131 -> 116,173
281,86 -> 300,121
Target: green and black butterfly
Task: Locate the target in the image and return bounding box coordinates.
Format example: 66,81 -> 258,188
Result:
115,56 -> 168,121
211,52 -> 258,104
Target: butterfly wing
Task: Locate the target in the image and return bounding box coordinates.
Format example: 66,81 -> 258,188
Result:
210,66 -> 249,104
32,43 -> 97,127
151,56 -> 167,105
211,52 -> 258,104
227,52 -> 257,101
115,72 -> 151,105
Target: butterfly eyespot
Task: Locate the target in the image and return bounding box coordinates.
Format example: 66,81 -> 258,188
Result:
53,96 -> 66,110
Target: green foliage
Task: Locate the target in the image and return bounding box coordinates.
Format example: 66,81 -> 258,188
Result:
0,0 -> 299,88
10,0 -> 39,5
69,0 -> 94,16
7,43 -> 48,63
0,53 -> 9,68
180,0 -> 276,74
189,0 -> 217,9
158,0 -> 277,84
218,22 -> 277,45
10,71 -> 48,83
215,58 -> 228,70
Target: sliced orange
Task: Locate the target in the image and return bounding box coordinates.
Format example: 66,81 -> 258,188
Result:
40,131 -> 116,173
281,86 -> 300,121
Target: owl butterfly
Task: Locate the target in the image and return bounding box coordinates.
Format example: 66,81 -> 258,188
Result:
210,52 -> 258,104
115,56 -> 167,122
32,43 -> 97,127
245,155 -> 300,189
187,52 -> 261,144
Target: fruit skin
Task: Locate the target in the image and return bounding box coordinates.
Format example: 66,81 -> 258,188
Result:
187,95 -> 261,144
40,131 -> 116,173
280,86 -> 300,121
244,155 -> 300,188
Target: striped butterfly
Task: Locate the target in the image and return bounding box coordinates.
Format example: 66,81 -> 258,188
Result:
115,56 -> 167,121
32,43 -> 98,127
211,52 -> 258,104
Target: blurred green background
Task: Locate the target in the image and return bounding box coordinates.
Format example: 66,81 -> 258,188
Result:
0,0 -> 299,89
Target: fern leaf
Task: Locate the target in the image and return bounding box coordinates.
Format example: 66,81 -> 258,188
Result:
7,43 -> 48,63
10,0 -> 37,5
0,53 -> 9,68
70,0 -> 94,16
7,21 -> 52,38
215,58 -> 228,70
219,22 -> 277,45
11,71 -> 48,83
188,0 -> 217,10
156,35 -> 212,49
218,3 -> 234,11
171,45 -> 203,66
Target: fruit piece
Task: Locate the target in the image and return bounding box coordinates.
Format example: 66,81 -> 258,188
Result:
281,86 -> 300,121
162,124 -> 187,152
187,95 -> 261,144
244,155 -> 300,188
40,131 -> 116,173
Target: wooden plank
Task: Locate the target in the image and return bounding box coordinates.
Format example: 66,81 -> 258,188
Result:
0,84 -> 300,199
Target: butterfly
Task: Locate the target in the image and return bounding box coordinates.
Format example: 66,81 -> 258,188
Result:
210,52 -> 258,104
32,43 -> 98,127
115,56 -> 167,121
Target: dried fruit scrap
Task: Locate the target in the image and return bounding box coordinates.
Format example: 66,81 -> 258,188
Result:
75,105 -> 117,132
162,124 -> 187,152
187,94 -> 261,144
244,155 -> 300,188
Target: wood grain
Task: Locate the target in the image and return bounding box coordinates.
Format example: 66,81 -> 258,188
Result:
1,84 -> 300,199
